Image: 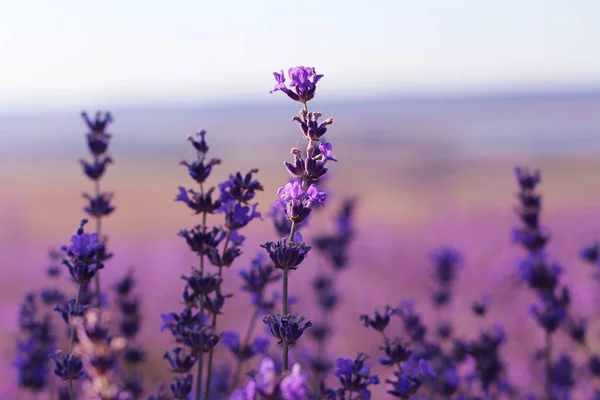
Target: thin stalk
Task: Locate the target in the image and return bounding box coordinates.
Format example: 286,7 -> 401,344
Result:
68,284 -> 84,400
195,187 -> 207,400
282,221 -> 298,372
93,160 -> 102,311
545,331 -> 553,399
231,307 -> 261,390
204,230 -> 232,400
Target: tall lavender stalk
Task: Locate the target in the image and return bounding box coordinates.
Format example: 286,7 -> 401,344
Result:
513,167 -> 569,398
262,66 -> 336,372
80,111 -> 115,310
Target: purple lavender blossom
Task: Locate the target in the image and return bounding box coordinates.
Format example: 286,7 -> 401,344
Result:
270,67 -> 323,103
219,169 -> 264,204
361,306 -> 399,332
164,347 -> 197,374
292,110 -> 334,142
285,142 -> 338,181
333,354 -> 379,399
83,192 -> 115,217
263,313 -> 312,346
273,181 -> 327,223
175,186 -> 221,214
261,235 -> 312,271
239,253 -> 282,295
220,201 -> 262,231
79,157 -> 113,180
221,330 -> 269,362
61,219 -> 103,263
81,111 -> 112,155
280,363 -> 308,399
51,351 -> 83,381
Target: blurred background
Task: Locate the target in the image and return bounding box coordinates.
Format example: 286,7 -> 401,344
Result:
2,0 -> 600,395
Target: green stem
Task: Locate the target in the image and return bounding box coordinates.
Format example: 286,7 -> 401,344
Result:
195,209 -> 207,400
282,221 -> 298,372
545,331 -> 553,399
204,230 -> 231,400
68,284 -> 84,400
93,153 -> 102,311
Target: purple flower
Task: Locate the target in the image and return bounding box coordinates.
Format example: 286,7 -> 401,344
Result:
239,253 -> 282,294
293,110 -> 333,141
175,186 -> 221,214
334,353 -> 379,398
263,313 -> 312,346
163,347 -> 197,374
273,181 -> 327,223
219,169 -> 264,204
81,111 -> 112,155
181,325 -> 221,355
178,226 -> 226,256
51,352 -> 83,381
518,253 -> 561,292
219,201 -> 262,231
61,219 -> 103,263
270,66 -> 323,103
83,192 -> 115,217
221,330 -> 270,362
280,363 -> 308,400
377,338 -> 412,366
82,111 -> 113,134
261,237 -> 311,271
581,241 -> 600,264
169,374 -> 193,399
187,129 -> 209,155
360,306 -> 399,332
286,143 -> 338,182
319,142 -> 337,162
181,269 -> 220,296
79,157 -> 112,180
515,166 -> 541,191
180,158 -> 221,185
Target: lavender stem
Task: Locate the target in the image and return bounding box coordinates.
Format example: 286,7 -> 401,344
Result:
93,160 -> 102,311
231,307 -> 260,389
67,284 -> 83,400
545,331 -> 553,399
204,229 -> 232,400
195,190 -> 207,400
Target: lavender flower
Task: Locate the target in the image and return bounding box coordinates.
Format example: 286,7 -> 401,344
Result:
361,306 -> 399,332
270,66 -> 323,103
51,352 -> 83,381
219,169 -> 264,204
263,313 -> 312,346
333,354 -> 379,399
221,330 -> 269,362
273,181 -> 327,223
261,235 -> 312,271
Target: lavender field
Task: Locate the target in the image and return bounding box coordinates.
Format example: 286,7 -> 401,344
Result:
3,84 -> 600,399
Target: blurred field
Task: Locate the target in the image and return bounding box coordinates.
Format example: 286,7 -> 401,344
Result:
2,94 -> 600,396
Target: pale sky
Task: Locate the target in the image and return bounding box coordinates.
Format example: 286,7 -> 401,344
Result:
1,1 -> 600,111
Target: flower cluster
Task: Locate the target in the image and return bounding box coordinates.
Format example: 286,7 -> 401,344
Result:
165,129 -> 263,400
